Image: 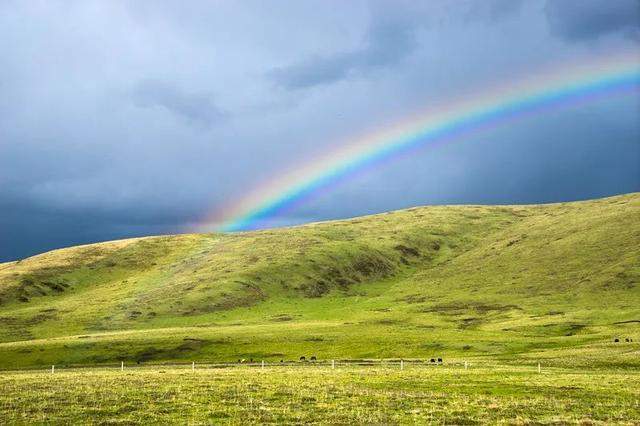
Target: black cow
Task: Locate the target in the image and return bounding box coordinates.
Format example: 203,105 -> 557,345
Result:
437,358 -> 442,363
430,358 -> 435,363
300,356 -> 306,361
310,356 -> 317,361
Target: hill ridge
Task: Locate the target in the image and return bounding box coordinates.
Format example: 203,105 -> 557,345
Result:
0,192 -> 638,368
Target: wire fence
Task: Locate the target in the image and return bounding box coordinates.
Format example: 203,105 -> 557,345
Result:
1,358 -> 506,374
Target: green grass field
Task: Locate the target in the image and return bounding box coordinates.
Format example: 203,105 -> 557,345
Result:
0,193 -> 638,422
1,364 -> 639,424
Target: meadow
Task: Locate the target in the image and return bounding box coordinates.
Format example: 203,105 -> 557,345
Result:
1,363 -> 639,424
0,193 -> 638,423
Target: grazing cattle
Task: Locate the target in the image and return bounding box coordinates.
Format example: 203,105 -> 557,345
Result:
614,338 -> 620,343
280,359 -> 284,363
310,356 -> 317,361
300,356 -> 306,361
240,359 -> 246,363
437,358 -> 442,363
430,358 -> 435,363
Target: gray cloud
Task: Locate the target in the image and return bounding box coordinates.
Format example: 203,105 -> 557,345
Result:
132,80 -> 225,127
486,0 -> 524,21
270,0 -> 526,90
269,6 -> 418,90
462,0 -> 524,23
545,0 -> 640,41
0,1 -> 637,261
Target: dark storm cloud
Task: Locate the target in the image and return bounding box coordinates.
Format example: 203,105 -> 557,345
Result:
291,99 -> 640,224
545,0 -> 640,41
462,0 -> 525,22
0,1 -> 638,261
269,9 -> 418,90
270,0 -> 525,90
132,80 -> 226,127
486,0 -> 524,21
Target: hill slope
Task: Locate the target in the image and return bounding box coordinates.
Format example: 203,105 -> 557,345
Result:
0,193 -> 638,369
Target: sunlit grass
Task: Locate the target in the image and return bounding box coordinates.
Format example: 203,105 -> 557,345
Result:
0,194 -> 638,370
1,364 -> 638,423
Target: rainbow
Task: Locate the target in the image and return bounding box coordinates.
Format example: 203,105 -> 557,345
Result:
205,52 -> 640,232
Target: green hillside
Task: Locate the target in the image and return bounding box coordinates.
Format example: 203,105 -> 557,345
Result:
0,193 -> 638,369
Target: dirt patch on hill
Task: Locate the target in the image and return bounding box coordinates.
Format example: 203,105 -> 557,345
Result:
270,314 -> 295,322
397,294 -> 429,304
420,302 -> 521,315
394,245 -> 420,257
458,317 -> 484,329
181,281 -> 266,315
297,249 -> 397,298
130,338 -> 226,363
614,319 -> 640,324
299,280 -> 331,298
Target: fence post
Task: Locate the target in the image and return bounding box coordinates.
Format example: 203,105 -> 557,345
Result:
51,365 -> 55,374
192,361 -> 195,372
121,361 -> 124,372
538,362 -> 541,373
400,359 -> 404,370
464,361 -> 468,370
332,359 -> 335,369
261,360 -> 265,369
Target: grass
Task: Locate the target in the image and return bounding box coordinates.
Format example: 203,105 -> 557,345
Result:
1,364 -> 639,424
0,193 -> 638,422
0,193 -> 638,369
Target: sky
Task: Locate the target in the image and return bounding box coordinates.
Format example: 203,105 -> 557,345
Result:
1,0 -> 639,261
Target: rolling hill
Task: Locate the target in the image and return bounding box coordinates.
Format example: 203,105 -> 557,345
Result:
0,193 -> 638,369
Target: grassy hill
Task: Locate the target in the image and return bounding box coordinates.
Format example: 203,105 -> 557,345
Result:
0,193 -> 638,369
